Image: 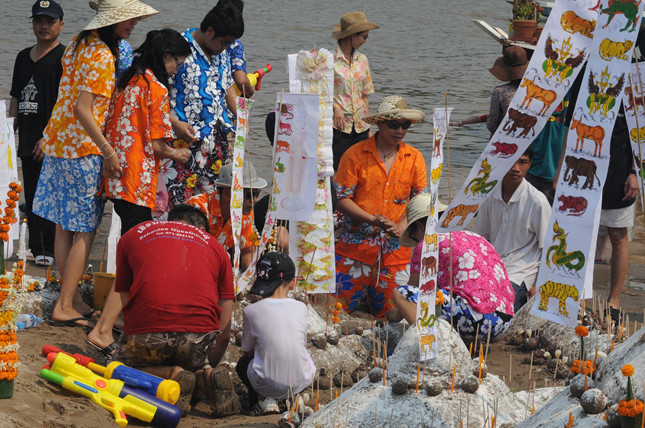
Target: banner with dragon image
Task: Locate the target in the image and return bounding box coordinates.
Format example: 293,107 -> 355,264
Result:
621,63 -> 645,210
231,97 -> 252,280
271,93 -> 319,221
530,0 -> 643,327
416,108 -> 451,361
438,0 -> 596,232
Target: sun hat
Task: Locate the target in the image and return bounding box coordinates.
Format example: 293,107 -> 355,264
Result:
332,11 -> 379,40
214,161 -> 268,189
488,45 -> 529,82
31,0 -> 64,20
83,0 -> 158,31
364,96 -> 425,125
249,251 -> 296,297
399,193 -> 448,248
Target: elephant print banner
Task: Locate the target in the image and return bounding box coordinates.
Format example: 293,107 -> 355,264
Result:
231,97 -> 252,279
531,0 -> 643,328
438,0 -> 595,232
272,93 -> 319,221
287,48 -> 334,177
416,108 -> 451,361
622,63 -> 645,210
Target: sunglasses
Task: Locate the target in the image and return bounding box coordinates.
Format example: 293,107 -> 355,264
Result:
357,33 -> 368,40
385,120 -> 412,130
172,55 -> 185,68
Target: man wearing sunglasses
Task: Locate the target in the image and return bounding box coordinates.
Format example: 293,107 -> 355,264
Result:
334,95 -> 427,319
186,161 -> 267,271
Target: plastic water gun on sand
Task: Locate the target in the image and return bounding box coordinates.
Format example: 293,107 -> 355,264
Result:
42,352 -> 181,428
234,63 -> 272,95
42,345 -> 179,404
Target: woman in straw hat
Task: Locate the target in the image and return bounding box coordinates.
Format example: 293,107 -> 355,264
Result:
332,11 -> 379,172
33,0 -> 158,327
391,193 -> 515,341
333,95 -> 426,319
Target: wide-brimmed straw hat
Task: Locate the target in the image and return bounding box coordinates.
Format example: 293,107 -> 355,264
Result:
332,11 -> 379,40
215,161 -> 268,189
400,193 -> 448,248
364,96 -> 425,125
488,46 -> 529,82
84,0 -> 158,31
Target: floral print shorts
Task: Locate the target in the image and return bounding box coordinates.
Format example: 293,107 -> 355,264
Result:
334,254 -> 409,319
33,155 -> 104,232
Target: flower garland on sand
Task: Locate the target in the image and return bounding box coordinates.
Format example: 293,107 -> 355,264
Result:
331,302 -> 342,324
571,325 -> 596,375
617,364 -> 644,420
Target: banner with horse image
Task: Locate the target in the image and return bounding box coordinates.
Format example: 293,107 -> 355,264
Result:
438,0 -> 596,232
271,93 -> 320,222
621,62 -> 645,210
287,48 -> 334,178
0,103 -> 19,260
231,97 -> 252,280
530,0 -> 644,327
416,108 -> 450,361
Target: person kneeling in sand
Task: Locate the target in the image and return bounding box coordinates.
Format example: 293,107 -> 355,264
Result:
236,252 -> 316,415
91,205 -> 239,417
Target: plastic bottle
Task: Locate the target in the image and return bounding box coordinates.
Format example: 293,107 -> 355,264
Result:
16,314 -> 42,330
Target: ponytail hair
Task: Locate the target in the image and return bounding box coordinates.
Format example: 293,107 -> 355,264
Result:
117,29 -> 191,91
75,26 -> 120,63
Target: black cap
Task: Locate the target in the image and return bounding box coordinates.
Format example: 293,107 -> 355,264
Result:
249,252 -> 295,297
31,0 -> 64,20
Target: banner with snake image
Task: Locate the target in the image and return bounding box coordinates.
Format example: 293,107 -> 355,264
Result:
621,63 -> 645,210
416,108 -> 451,361
530,0 -> 644,328
231,97 -> 252,280
438,0 -> 596,232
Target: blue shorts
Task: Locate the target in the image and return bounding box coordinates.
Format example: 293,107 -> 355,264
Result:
33,155 -> 104,232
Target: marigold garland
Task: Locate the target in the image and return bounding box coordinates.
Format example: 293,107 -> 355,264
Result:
331,302 -> 342,324
0,271 -> 20,382
617,399 -> 644,418
570,359 -> 596,375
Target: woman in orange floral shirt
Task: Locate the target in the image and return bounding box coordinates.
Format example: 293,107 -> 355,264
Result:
334,96 -> 427,319
33,0 -> 158,327
104,29 -> 192,235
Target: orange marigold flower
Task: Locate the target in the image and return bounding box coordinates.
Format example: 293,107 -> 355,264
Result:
7,191 -> 17,200
575,326 -> 589,337
5,200 -> 15,208
334,302 -> 343,310
4,207 -> 14,217
0,225 -> 9,232
617,399 -> 644,417
436,292 -> 445,305
622,364 -> 635,377
0,232 -> 8,242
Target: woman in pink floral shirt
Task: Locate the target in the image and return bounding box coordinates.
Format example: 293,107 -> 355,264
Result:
331,11 -> 378,171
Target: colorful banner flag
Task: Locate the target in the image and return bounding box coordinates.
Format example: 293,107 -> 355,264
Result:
439,0 -> 595,232
531,0 -> 643,327
416,108 -> 451,361
622,62 -> 645,210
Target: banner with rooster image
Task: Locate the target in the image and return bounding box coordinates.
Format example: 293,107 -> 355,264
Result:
416,108 -> 451,361
531,0 -> 643,327
231,97 -> 252,280
439,0 -> 595,232
621,63 -> 645,210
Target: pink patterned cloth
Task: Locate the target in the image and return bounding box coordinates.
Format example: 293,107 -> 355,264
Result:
411,231 -> 514,316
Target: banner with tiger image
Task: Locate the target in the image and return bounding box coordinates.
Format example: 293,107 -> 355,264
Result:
530,0 -> 644,327
621,62 -> 645,210
438,0 -> 596,232
416,108 -> 450,361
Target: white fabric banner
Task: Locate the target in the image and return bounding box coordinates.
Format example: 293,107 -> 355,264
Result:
231,97 -> 252,279
622,62 -> 645,210
0,103 -> 19,258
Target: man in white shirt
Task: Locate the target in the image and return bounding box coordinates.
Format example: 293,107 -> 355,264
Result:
475,146 -> 551,312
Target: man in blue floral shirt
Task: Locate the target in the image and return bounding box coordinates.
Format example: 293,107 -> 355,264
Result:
165,0 -> 244,207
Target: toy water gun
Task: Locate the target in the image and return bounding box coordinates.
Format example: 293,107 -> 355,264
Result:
44,352 -> 181,428
234,63 -> 272,95
42,345 -> 179,404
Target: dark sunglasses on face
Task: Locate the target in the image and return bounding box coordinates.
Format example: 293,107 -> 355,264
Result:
385,120 -> 412,130
358,33 -> 368,40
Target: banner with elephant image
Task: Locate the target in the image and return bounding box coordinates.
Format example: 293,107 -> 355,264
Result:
438,0 -> 596,234
530,0 -> 644,327
416,108 -> 451,361
621,62 -> 645,210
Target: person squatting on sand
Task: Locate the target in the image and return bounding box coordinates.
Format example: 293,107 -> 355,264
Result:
9,0 -> 65,267
392,193 -> 516,342
236,252 -> 316,416
334,95 -> 427,319
33,0 -> 158,327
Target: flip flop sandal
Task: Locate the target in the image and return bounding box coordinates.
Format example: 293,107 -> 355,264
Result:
85,338 -> 117,358
46,317 -> 90,328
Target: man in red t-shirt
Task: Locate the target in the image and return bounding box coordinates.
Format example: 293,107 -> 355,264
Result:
97,205 -> 237,416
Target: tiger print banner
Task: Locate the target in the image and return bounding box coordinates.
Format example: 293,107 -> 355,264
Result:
531,0 -> 643,327
438,0 -> 595,232
416,108 -> 450,361
621,63 -> 645,210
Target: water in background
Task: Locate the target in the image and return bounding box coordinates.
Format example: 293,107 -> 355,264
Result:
0,0 -> 515,195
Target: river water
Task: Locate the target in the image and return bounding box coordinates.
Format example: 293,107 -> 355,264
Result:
0,0 -> 514,189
